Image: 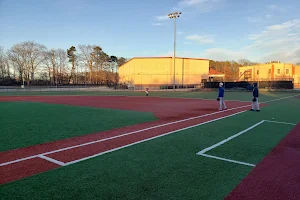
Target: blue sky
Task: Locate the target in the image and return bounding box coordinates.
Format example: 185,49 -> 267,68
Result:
0,0 -> 299,63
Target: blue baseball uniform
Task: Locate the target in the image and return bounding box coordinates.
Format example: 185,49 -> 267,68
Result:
218,87 -> 225,97
218,86 -> 227,110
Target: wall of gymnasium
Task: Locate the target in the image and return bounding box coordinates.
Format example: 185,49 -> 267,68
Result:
118,58 -> 209,86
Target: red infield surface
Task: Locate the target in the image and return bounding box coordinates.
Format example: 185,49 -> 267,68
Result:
0,96 -> 255,185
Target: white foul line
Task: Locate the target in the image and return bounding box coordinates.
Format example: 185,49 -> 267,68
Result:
198,153 -> 255,167
0,105 -> 251,167
0,94 -> 298,167
65,110 -> 248,165
197,120 -> 265,155
0,110 -> 248,167
38,155 -> 66,166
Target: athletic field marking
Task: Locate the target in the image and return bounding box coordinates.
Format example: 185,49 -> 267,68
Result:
0,110 -> 248,167
198,153 -> 255,167
197,120 -> 265,155
0,95 -> 297,167
264,120 -> 296,126
38,155 -> 66,166
196,119 -> 296,167
0,106 -> 249,166
263,94 -> 300,103
64,110 -> 248,165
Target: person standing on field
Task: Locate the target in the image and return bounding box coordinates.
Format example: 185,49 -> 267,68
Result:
217,82 -> 227,110
251,83 -> 260,112
145,87 -> 149,96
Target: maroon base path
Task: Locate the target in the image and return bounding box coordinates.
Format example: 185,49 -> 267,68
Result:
1,96 -> 255,185
225,123 -> 300,200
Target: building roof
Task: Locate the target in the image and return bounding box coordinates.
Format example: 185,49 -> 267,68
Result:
239,63 -> 295,68
119,56 -> 209,68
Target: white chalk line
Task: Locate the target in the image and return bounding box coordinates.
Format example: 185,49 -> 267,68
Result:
198,153 -> 256,167
264,120 -> 296,126
0,105 -> 250,167
196,118 -> 297,167
0,110 -> 248,167
38,155 -> 66,166
0,94 -> 297,167
197,120 -> 265,155
65,110 -> 248,165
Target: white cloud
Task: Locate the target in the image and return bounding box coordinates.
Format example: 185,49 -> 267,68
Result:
265,14 -> 272,19
267,4 -> 285,12
177,0 -> 222,11
178,31 -> 184,35
155,15 -> 169,21
246,19 -> 300,63
246,16 -> 263,23
152,23 -> 162,26
186,34 -> 214,44
203,48 -> 246,61
153,0 -> 221,27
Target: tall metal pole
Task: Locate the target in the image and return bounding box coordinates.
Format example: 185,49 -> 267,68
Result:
173,17 -> 176,90
168,12 -> 181,90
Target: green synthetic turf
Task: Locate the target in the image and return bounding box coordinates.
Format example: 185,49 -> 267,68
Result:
207,122 -> 294,165
0,102 -> 157,152
0,93 -> 299,200
0,90 -> 299,102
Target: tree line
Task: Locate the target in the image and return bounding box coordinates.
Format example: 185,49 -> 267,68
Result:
0,41 -> 127,86
209,59 -> 258,81
1,41 -> 299,86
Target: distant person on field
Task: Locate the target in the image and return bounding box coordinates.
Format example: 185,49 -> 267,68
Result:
217,82 -> 227,110
251,83 -> 260,112
145,87 -> 149,96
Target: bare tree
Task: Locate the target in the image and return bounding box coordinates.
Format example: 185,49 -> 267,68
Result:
78,45 -> 95,83
25,41 -> 47,81
56,49 -> 68,84
0,46 -> 7,78
7,43 -> 29,85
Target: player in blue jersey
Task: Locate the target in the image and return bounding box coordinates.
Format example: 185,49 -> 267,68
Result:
251,83 -> 260,111
217,82 -> 227,110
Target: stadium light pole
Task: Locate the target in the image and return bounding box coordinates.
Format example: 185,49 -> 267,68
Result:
168,12 -> 182,90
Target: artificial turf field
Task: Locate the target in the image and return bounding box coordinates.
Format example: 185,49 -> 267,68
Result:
0,91 -> 300,200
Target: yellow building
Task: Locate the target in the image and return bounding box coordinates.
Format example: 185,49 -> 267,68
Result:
118,57 -> 211,87
239,62 -> 300,88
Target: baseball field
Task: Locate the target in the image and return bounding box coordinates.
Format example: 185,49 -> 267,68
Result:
1,90 -> 300,200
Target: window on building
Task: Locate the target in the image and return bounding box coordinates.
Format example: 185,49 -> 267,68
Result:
277,69 -> 280,74
286,69 -> 289,74
257,70 -> 259,75
268,69 -> 271,74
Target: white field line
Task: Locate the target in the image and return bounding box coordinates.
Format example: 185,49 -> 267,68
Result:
197,120 -> 265,155
0,110 -> 248,167
196,118 -> 297,167
198,153 -> 256,167
28,106 -> 252,156
65,110 -> 248,165
38,155 -> 66,166
263,94 -> 300,103
0,155 -> 38,167
0,94 -> 297,167
264,120 -> 297,126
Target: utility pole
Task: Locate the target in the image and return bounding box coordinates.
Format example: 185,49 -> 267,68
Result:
168,12 -> 182,90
